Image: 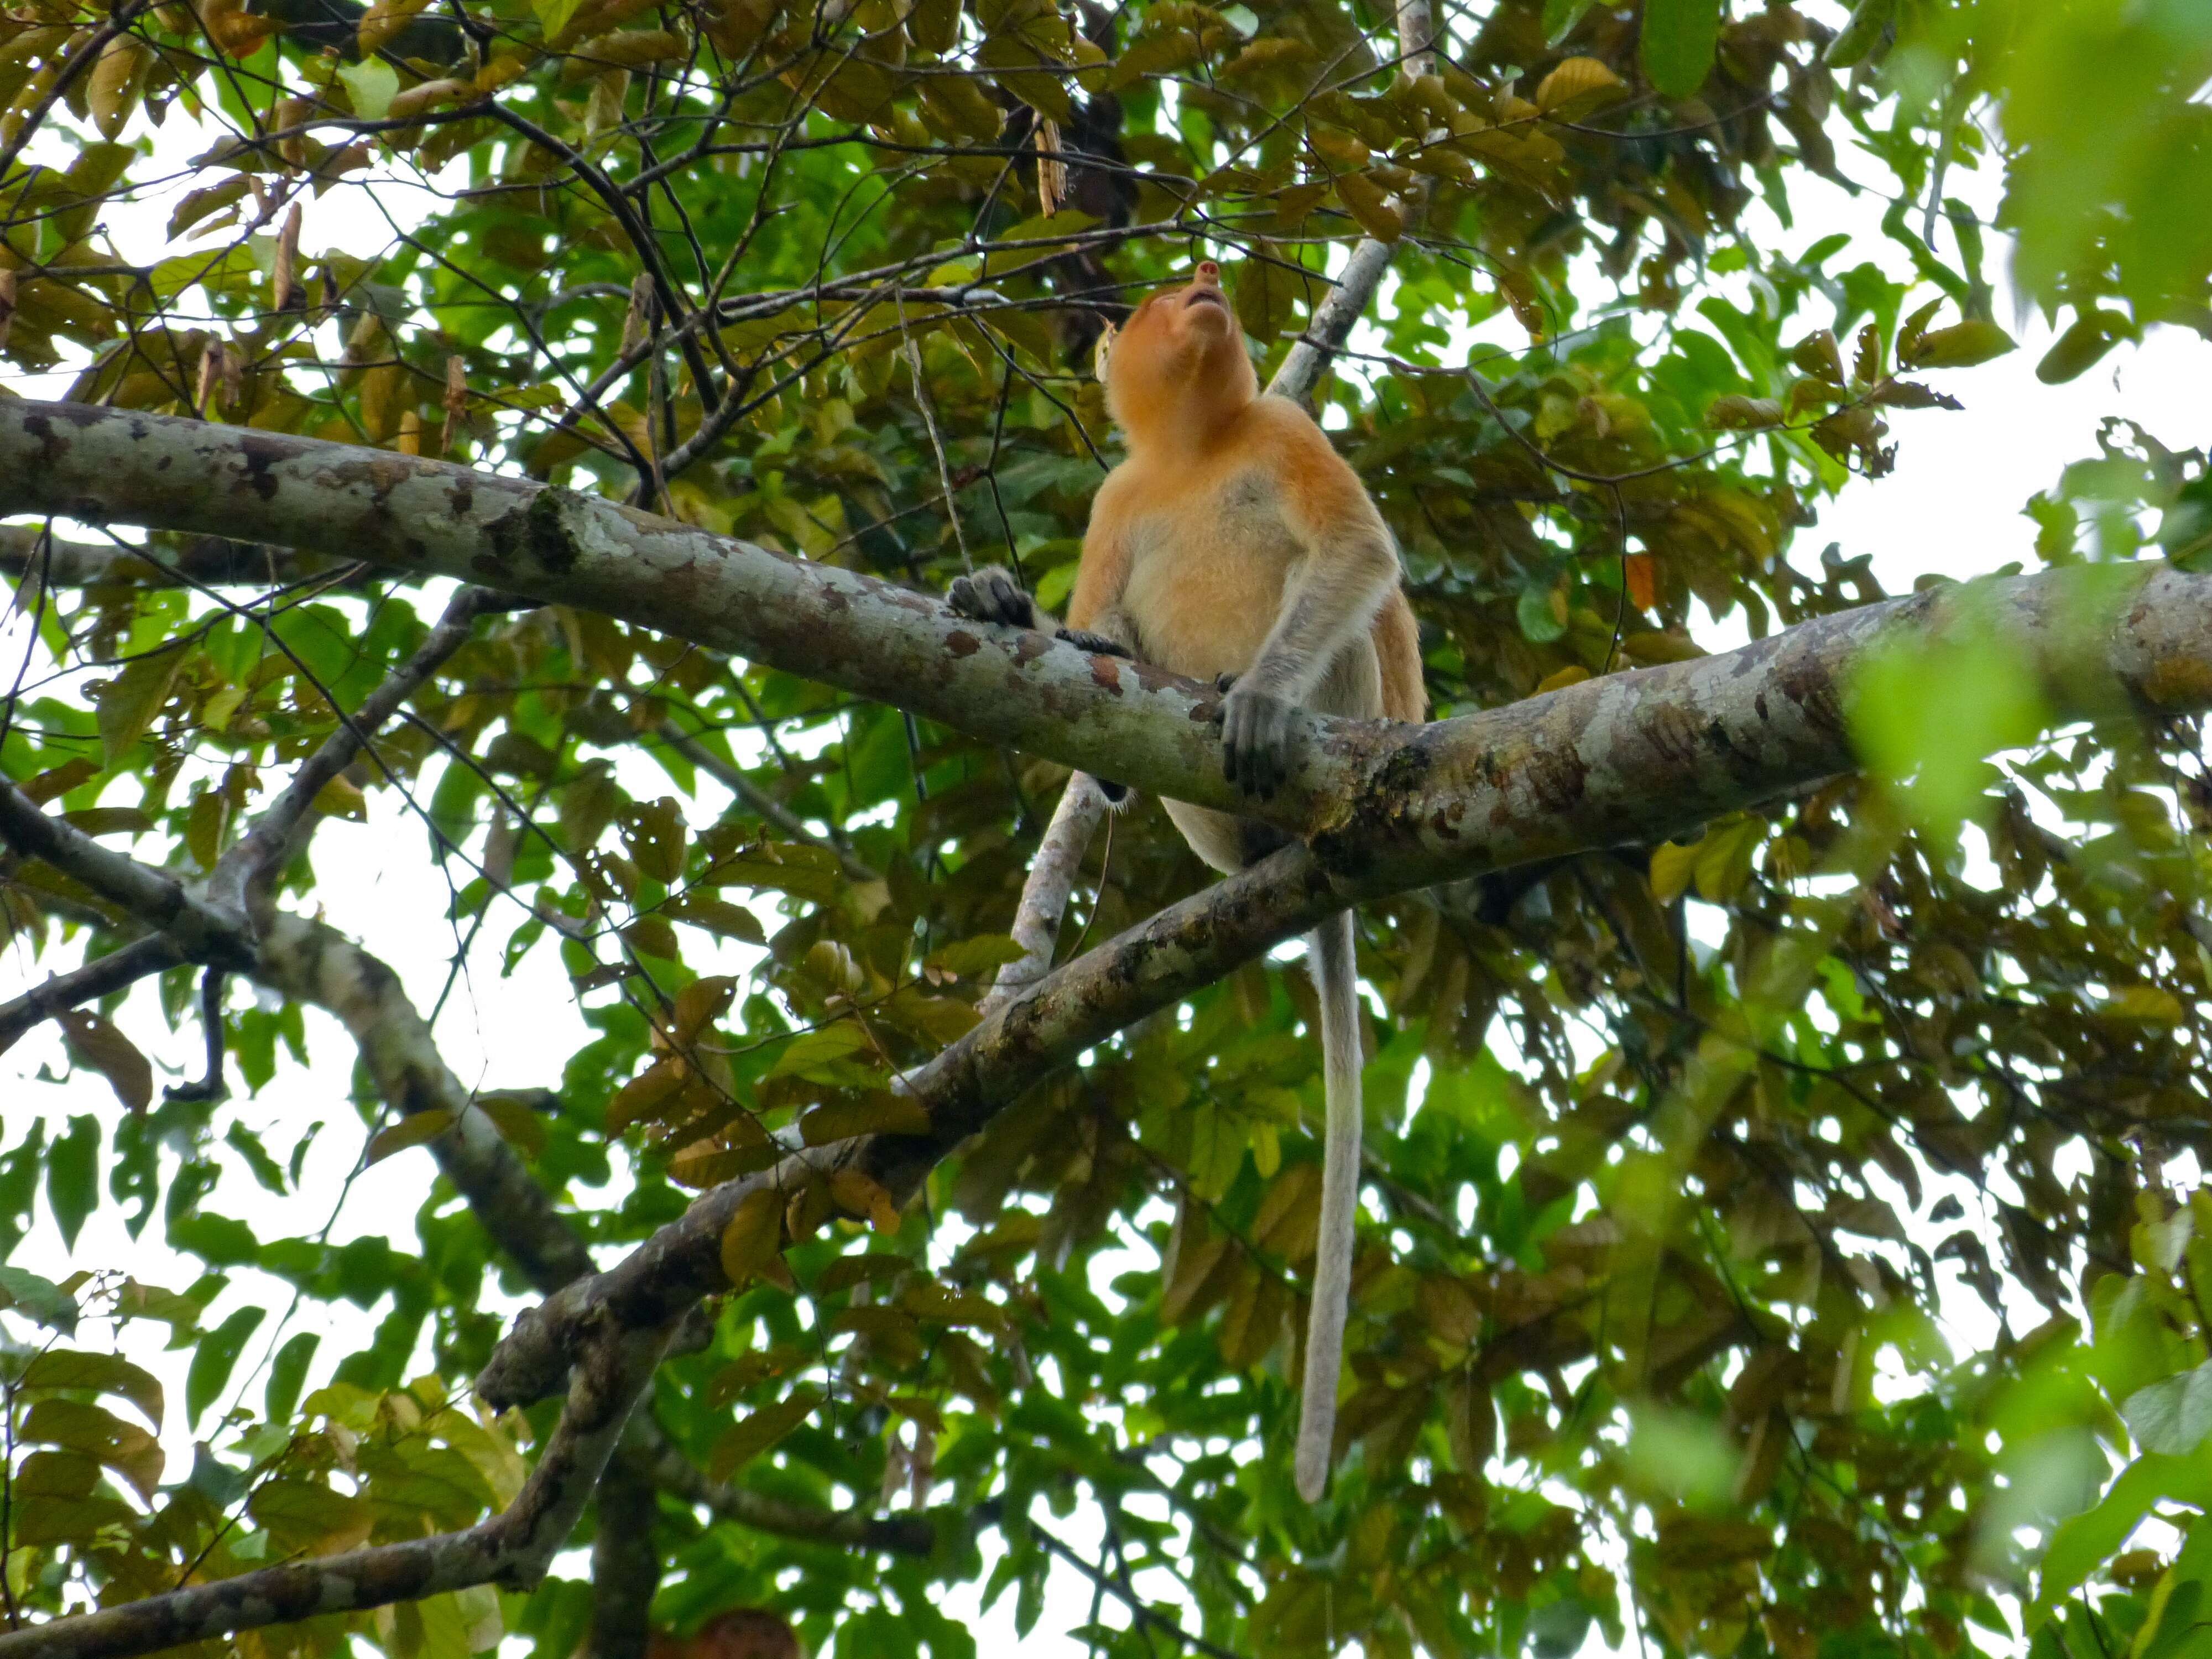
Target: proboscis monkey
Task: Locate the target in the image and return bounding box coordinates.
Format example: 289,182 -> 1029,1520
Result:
947,260 -> 1425,1501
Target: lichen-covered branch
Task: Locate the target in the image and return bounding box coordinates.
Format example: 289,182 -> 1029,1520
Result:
588,1443 -> 662,1659
24,406 -> 2201,900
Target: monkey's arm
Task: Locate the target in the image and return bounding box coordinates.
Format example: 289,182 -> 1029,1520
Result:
1218,427 -> 1399,796
1063,487 -> 1139,661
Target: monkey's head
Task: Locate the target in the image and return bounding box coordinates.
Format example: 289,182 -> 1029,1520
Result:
1102,261 -> 1257,448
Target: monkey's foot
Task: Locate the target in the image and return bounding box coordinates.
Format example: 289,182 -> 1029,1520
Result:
946,565 -> 1039,630
1056,627 -> 1131,658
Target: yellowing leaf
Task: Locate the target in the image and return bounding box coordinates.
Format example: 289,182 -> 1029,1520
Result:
1334,171 -> 1404,242
707,1386 -> 820,1481
719,1186 -> 785,1287
22,1350 -> 164,1428
1648,838 -> 1702,906
338,59 -> 400,122
797,1091 -> 930,1144
2104,986 -> 2184,1027
1704,395 -> 1786,431
1535,55 -> 1624,113
829,1168 -> 901,1233
365,1111 -> 456,1164
1901,319 -> 2016,370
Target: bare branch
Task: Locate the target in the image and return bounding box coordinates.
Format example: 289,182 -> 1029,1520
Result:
254,910 -> 599,1291
639,1432 -> 937,1556
212,585 -> 495,913
0,934 -> 182,1053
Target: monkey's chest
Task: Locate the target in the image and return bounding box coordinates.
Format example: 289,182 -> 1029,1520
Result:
1121,474 -> 1296,679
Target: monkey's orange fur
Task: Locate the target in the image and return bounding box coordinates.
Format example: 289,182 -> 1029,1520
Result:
1066,262 -> 1425,869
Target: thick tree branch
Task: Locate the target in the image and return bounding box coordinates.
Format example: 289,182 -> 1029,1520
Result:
588,1443 -> 662,1659
478,842 -> 1342,1408
10,403 -> 2209,894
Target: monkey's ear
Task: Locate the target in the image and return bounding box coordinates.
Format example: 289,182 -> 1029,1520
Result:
1092,320 -> 1117,382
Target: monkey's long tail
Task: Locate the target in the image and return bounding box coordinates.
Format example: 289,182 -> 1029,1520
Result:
1295,909 -> 1361,1503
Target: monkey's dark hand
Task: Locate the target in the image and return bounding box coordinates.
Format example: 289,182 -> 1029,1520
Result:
946,565 -> 1040,630
1215,678 -> 1297,799
1056,627 -> 1131,658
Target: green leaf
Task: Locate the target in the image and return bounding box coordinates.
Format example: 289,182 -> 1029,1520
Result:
1640,0 -> 1721,98
338,58 -> 400,122
45,1114 -> 101,1250
265,1333 -> 319,1425
1851,598 -> 2051,834
22,1349 -> 165,1427
0,1266 -> 80,1334
1543,0 -> 1598,44
94,644 -> 186,765
1516,583 -> 1568,644
2126,1364 -> 2212,1455
186,1305 -> 267,1424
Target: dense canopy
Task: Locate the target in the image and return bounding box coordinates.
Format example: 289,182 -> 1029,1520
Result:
3,1 -> 2212,1657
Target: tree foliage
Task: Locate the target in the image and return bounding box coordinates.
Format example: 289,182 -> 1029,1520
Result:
2,0 -> 2211,1656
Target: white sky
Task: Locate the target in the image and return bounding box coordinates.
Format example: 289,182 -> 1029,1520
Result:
6,26 -> 2212,1659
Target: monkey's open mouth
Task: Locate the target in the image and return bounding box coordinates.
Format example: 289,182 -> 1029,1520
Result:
1184,288 -> 1228,311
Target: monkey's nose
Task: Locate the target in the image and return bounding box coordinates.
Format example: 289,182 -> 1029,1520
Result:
1196,260 -> 1219,282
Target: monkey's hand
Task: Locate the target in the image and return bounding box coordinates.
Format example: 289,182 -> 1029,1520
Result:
1055,627 -> 1131,658
1215,677 -> 1298,799
946,565 -> 1040,631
